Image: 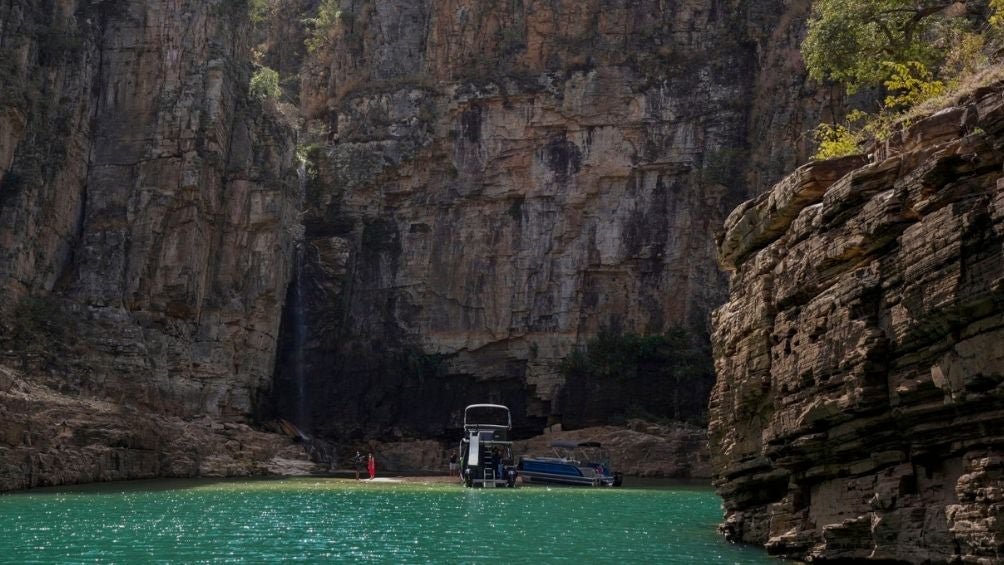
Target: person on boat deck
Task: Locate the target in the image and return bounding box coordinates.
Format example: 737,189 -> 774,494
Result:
367,453 -> 376,480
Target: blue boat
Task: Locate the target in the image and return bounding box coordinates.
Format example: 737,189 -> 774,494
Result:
517,441 -> 622,487
458,404 -> 518,488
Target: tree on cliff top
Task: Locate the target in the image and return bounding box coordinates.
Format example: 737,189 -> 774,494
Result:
803,0 -> 1004,159
802,0 -> 978,93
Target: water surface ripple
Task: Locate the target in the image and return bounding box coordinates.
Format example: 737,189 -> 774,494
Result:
0,478 -> 778,564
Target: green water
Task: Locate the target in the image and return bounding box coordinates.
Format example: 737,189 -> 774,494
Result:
0,478 -> 777,564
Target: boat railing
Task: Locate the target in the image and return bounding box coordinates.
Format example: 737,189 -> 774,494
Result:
523,455 -> 577,464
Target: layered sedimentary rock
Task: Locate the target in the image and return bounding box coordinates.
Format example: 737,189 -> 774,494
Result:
0,366 -> 318,491
0,0 -> 309,488
276,0 -> 834,440
710,86 -> 1004,562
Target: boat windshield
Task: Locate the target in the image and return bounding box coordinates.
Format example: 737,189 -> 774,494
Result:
463,404 -> 511,432
549,441 -> 609,465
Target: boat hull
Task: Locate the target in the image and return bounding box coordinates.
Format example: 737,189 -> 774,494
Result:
517,459 -> 619,487
520,471 -> 616,487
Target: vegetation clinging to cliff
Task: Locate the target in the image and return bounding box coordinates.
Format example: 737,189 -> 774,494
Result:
305,0 -> 342,53
804,0 -> 1002,159
561,328 -> 704,381
2,297 -> 78,368
802,0 -> 971,94
250,66 -> 282,100
559,328 -> 713,426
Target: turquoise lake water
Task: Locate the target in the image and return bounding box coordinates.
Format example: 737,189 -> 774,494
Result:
0,478 -> 777,564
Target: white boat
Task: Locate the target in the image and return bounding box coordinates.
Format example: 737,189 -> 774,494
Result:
457,404 -> 517,488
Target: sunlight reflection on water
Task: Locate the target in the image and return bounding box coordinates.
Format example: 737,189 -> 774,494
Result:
0,478 -> 779,564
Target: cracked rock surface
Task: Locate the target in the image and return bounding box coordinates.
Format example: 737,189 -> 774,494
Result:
710,86 -> 1004,563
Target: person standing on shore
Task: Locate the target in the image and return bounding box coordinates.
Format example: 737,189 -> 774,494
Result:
367,453 -> 376,480
449,452 -> 457,474
353,451 -> 363,480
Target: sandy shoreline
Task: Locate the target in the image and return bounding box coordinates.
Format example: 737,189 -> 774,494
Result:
312,473 -> 712,489
322,472 -> 460,484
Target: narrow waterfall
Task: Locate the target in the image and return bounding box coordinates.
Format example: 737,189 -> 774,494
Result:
291,162 -> 308,431
291,243 -> 307,430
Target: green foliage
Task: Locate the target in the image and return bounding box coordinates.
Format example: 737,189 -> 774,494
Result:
248,0 -> 270,24
943,30 -> 988,77
812,122 -> 862,160
297,143 -> 322,180
810,59 -> 949,161
560,327 -> 704,381
4,296 -> 76,364
992,0 -> 1004,28
559,327 -> 712,425
882,61 -> 947,109
305,0 -> 342,53
802,1 -> 1002,161
250,66 -> 281,100
801,0 -> 960,94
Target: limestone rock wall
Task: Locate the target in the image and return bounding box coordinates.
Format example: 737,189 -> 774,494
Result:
1,0 -> 299,418
0,0 -> 306,489
710,86 -> 1004,563
276,0 -> 834,440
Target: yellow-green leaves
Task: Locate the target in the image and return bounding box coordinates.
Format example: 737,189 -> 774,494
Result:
882,61 -> 946,109
250,66 -> 281,100
812,123 -> 861,160
991,0 -> 1004,28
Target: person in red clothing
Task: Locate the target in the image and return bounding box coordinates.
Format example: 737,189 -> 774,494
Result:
367,453 -> 376,479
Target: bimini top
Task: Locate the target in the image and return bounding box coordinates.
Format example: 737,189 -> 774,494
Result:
464,404 -> 511,431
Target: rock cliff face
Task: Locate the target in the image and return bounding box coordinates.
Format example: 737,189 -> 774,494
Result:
0,0 -> 310,488
0,0 -> 838,488
275,0 -> 834,440
710,86 -> 1004,562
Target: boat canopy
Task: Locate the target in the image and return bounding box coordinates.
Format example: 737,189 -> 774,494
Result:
463,404 -> 512,431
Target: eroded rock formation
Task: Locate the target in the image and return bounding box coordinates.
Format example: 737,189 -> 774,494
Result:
0,0 -> 311,488
275,0 -> 835,440
0,366 -> 318,490
710,86 -> 1004,562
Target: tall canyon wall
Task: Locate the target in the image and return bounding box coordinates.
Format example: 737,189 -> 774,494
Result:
0,0 -> 308,489
275,0 -> 834,440
0,0 -> 840,488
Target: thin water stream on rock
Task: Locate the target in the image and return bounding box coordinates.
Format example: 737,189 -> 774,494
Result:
292,163 -> 308,430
